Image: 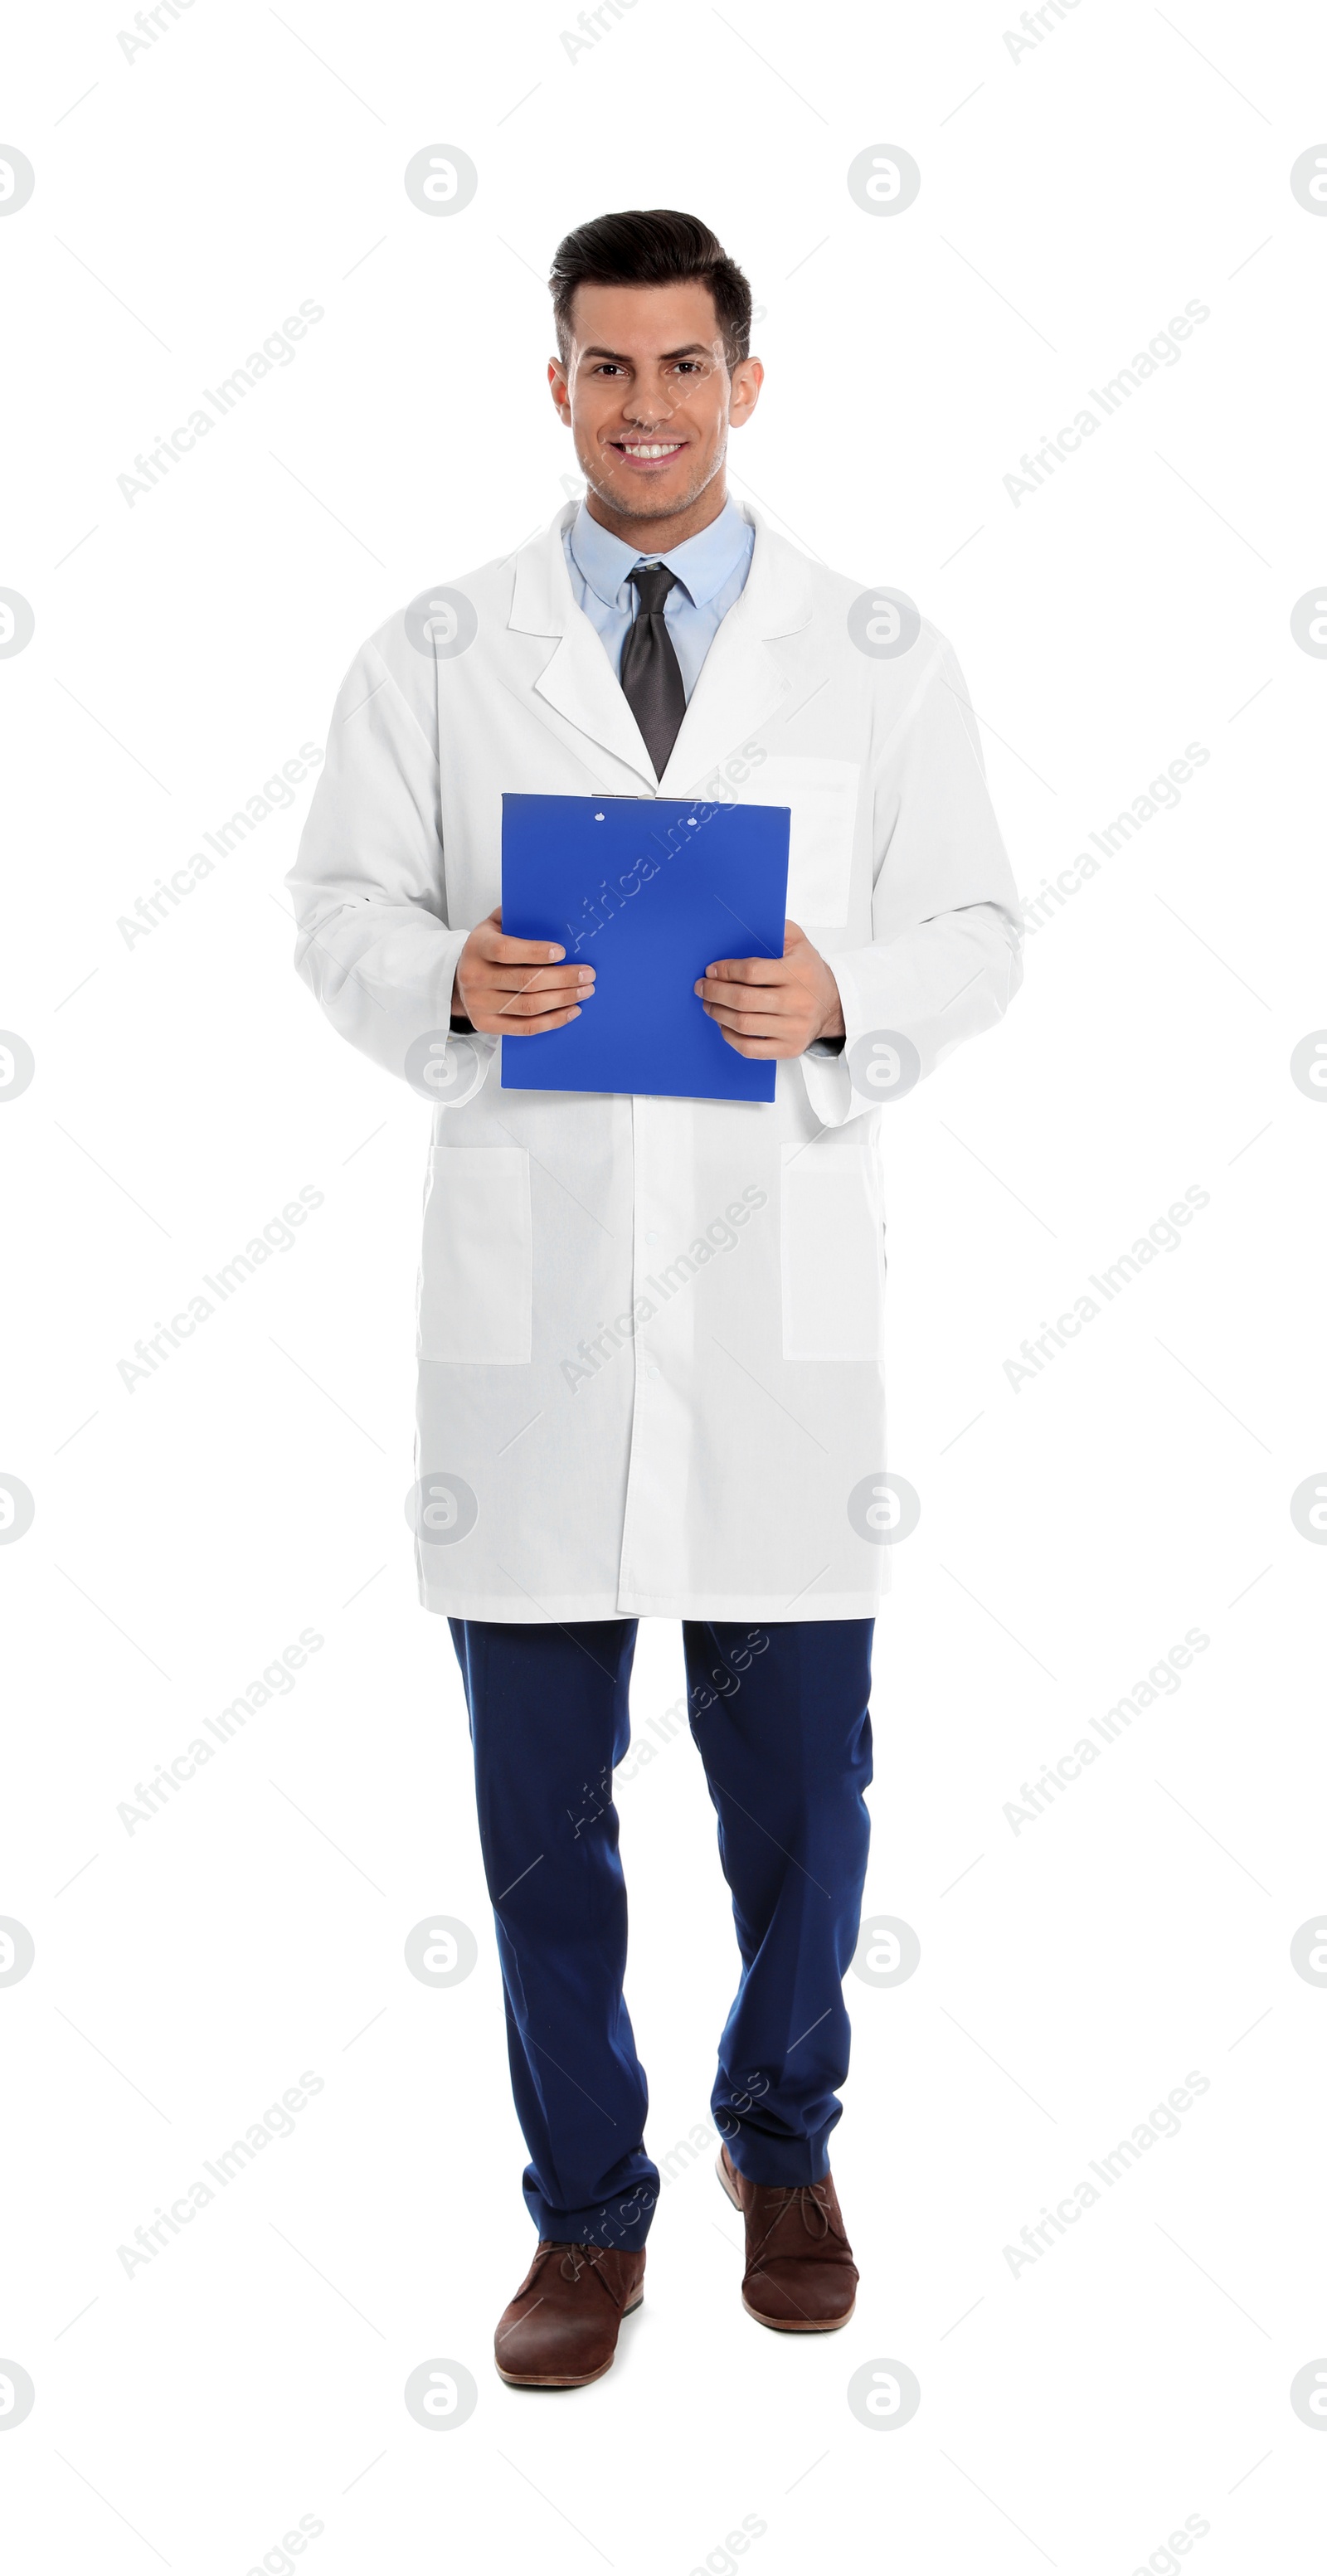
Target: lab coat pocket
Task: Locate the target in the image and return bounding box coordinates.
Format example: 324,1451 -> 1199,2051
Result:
420,1145 -> 532,1364
740,756 -> 860,929
780,1139 -> 884,1362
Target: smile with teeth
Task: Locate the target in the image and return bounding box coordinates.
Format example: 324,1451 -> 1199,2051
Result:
613,439 -> 685,459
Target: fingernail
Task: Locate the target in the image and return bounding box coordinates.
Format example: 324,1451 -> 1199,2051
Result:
549,945 -> 566,960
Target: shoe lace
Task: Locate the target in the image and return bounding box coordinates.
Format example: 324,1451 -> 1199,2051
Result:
751,2182 -> 854,2265
769,2184 -> 834,2240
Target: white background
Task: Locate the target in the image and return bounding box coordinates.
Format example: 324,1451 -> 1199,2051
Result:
2,0 -> 1326,2568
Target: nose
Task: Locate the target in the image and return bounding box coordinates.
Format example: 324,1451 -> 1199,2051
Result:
624,384 -> 678,428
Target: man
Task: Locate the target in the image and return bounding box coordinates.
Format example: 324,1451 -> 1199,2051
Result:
289,207 -> 1022,2389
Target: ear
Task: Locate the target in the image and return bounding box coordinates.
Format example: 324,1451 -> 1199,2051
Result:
728,356 -> 764,426
547,357 -> 572,424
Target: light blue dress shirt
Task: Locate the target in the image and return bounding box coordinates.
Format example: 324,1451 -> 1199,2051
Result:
562,493 -> 755,702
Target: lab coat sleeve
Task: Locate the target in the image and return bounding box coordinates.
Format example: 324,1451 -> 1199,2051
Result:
799,634 -> 1023,1128
286,637 -> 470,1085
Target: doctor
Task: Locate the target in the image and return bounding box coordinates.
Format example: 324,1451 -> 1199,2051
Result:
289,207 -> 1023,2389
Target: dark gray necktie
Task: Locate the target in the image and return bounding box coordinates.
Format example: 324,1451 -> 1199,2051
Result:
620,561 -> 688,778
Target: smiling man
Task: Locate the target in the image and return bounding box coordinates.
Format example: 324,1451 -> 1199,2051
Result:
289,208 -> 1023,2390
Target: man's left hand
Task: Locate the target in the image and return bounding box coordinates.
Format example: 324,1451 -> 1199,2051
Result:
694,920 -> 844,1057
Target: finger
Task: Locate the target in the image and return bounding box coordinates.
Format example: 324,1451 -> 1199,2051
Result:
694,975 -> 786,1009
783,919 -> 806,954
717,1025 -> 788,1057
698,953 -> 790,987
478,1002 -> 583,1035
703,1002 -> 806,1040
495,985 -> 594,1019
483,929 -> 573,965
479,964 -> 593,994
697,984 -> 790,1020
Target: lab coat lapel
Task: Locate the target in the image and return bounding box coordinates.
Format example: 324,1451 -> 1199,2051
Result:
508,503 -> 815,798
509,507 -> 658,789
659,509 -> 813,794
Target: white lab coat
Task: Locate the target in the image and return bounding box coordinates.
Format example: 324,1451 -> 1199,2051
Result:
288,501 -> 1022,1621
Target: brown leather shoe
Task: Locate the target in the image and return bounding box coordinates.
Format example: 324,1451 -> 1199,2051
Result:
717,2144 -> 858,2331
493,2240 -> 645,2388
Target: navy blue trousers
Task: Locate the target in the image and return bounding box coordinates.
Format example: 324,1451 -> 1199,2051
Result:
448,1616 -> 874,2249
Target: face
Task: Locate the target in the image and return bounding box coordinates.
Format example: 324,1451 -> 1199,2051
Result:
548,279 -> 762,527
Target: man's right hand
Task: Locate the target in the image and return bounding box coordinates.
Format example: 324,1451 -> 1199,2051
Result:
451,906 -> 595,1035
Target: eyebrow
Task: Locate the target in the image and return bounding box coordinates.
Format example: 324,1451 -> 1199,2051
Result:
577,343 -> 713,362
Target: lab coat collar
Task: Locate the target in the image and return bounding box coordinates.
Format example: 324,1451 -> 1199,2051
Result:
566,491 -> 751,610
508,498 -> 814,794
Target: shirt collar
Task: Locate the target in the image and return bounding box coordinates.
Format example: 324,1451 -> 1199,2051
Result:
568,493 -> 750,610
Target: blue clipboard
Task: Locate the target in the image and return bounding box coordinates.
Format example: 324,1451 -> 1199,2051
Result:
499,791 -> 790,1103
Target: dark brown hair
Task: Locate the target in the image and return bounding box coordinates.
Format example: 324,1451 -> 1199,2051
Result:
548,208 -> 753,367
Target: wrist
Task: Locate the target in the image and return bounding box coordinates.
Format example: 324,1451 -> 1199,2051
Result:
817,975 -> 845,1043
